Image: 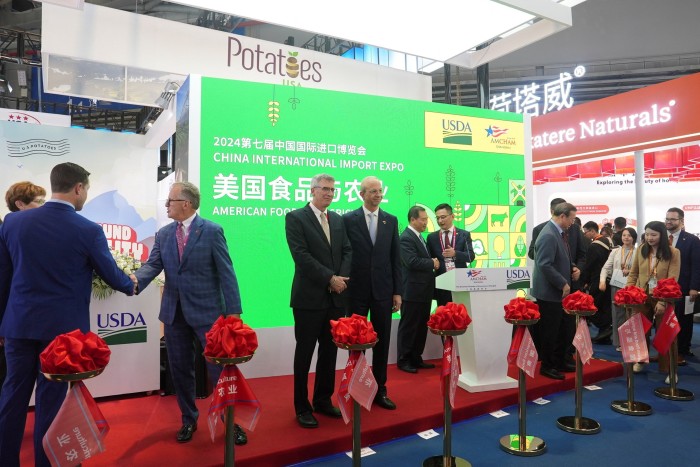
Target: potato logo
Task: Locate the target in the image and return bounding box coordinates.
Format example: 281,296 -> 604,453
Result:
286,51 -> 300,78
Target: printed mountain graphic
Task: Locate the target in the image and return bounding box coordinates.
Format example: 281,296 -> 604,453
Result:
81,190 -> 157,241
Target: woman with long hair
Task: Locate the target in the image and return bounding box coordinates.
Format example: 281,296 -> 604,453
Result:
626,221 -> 680,380
600,227 -> 637,350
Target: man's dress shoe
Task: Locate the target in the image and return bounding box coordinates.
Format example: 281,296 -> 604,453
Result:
558,362 -> 576,372
540,367 -> 565,380
374,394 -> 397,410
176,424 -> 197,443
296,411 -> 319,428
398,363 -> 418,373
415,361 -> 436,369
233,424 -> 247,445
313,405 -> 342,418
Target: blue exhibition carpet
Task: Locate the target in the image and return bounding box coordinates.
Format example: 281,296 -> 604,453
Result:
295,324 -> 700,467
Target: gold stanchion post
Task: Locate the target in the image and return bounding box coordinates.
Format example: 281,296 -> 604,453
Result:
499,319 -> 546,456
610,304 -> 653,415
653,298 -> 694,401
556,310 -> 601,434
423,329 -> 470,467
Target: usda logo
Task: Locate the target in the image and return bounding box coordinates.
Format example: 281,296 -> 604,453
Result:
97,312 -> 147,345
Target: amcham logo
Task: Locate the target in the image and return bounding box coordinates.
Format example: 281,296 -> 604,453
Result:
97,312 -> 147,345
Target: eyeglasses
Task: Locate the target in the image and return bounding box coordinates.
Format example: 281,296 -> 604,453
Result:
32,198 -> 45,205
364,189 -> 383,195
436,215 -> 453,221
314,186 -> 336,194
166,198 -> 188,205
665,218 -> 681,222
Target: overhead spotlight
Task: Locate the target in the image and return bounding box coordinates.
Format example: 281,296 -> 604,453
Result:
154,81 -> 180,108
0,75 -> 12,94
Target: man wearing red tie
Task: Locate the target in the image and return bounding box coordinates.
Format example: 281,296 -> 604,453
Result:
427,203 -> 475,306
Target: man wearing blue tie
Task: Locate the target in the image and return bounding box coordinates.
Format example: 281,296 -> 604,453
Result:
134,181 -> 246,445
343,176 -> 402,410
0,162 -> 136,467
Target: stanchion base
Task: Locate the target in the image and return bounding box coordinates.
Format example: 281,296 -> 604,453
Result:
498,435 -> 546,457
654,386 -> 695,401
423,455 -> 471,467
556,416 -> 601,434
610,400 -> 652,415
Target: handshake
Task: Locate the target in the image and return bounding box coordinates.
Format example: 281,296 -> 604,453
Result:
129,274 -> 139,295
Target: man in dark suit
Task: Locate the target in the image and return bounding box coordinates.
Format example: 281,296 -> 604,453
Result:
396,206 -> 439,373
531,202 -> 580,380
0,162 -> 135,467
343,176 -> 402,410
612,216 -> 627,247
665,207 -> 700,361
285,174 -> 352,428
427,203 -> 474,306
135,181 -> 245,444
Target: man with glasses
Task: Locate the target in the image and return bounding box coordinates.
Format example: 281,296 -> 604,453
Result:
134,181 -> 246,445
665,207 -> 700,362
342,176 -> 402,410
285,174 -> 352,428
427,203 -> 474,307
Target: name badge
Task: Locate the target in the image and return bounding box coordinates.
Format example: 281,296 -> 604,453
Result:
445,258 -> 456,272
648,277 -> 658,293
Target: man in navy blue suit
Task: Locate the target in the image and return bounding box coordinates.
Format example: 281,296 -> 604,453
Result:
427,203 -> 475,307
134,181 -> 245,444
0,162 -> 135,467
343,176 -> 402,410
665,207 -> 700,362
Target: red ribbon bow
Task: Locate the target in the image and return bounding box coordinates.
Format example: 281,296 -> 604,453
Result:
503,297 -> 540,320
40,329 -> 111,374
204,315 -> 258,358
562,290 -> 598,312
614,285 -> 648,305
652,277 -> 682,299
427,302 -> 472,330
330,314 -> 378,345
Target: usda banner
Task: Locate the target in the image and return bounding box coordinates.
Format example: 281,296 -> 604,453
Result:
197,77 -> 526,328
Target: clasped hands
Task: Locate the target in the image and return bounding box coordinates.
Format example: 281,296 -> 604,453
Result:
329,275 -> 349,293
129,274 -> 139,295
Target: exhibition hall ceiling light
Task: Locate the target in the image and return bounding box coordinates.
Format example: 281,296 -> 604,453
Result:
165,0 -> 587,69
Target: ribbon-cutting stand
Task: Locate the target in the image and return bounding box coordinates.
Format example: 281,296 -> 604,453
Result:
610,304 -> 652,415
652,298 -> 694,401
334,340 -> 378,467
499,318 -> 545,457
205,354 -> 254,467
423,328 -> 470,467
557,309 -> 600,435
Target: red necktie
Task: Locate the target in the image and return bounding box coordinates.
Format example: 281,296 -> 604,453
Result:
443,230 -> 450,250
669,234 -> 673,246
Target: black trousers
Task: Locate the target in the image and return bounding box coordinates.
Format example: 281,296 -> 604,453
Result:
533,299 -> 572,370
675,299 -> 694,354
396,299 -> 432,365
435,289 -> 453,307
293,306 -> 343,414
349,297 -> 392,392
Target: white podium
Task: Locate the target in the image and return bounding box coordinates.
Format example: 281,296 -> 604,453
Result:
436,268 -> 530,393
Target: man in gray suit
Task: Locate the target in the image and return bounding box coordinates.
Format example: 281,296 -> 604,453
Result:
531,202 -> 580,380
135,181 -> 245,444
